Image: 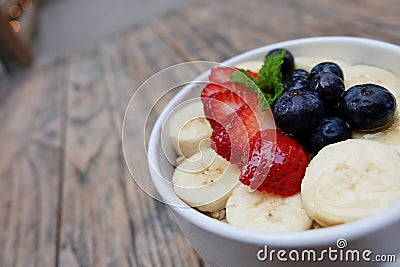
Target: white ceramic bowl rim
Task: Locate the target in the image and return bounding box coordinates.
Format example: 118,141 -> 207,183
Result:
148,36 -> 400,247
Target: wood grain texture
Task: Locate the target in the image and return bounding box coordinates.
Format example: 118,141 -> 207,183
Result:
0,0 -> 399,266
0,63 -> 65,267
58,46 -> 138,267
155,0 -> 400,63
59,25 -> 206,267
120,27 -> 207,267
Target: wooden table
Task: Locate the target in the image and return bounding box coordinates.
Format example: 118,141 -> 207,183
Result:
0,0 -> 399,266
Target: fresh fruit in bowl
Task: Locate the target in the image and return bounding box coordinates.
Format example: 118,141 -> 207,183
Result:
146,37 -> 400,267
168,43 -> 400,232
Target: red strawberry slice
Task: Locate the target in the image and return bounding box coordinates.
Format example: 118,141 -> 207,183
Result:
210,121 -> 232,161
202,82 -> 259,127
203,90 -> 246,126
201,83 -> 228,99
239,130 -> 308,197
210,102 -> 276,164
210,111 -> 247,163
228,103 -> 275,164
208,66 -> 259,86
202,67 -> 259,108
235,102 -> 275,138
226,82 -> 259,105
246,69 -> 259,79
203,66 -> 273,163
208,67 -> 237,84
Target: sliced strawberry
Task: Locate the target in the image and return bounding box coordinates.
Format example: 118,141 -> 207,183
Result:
208,67 -> 236,84
210,110 -> 272,163
210,121 -> 232,161
231,103 -> 276,163
202,67 -> 259,109
246,69 -> 259,79
202,82 -> 259,124
239,130 -> 309,197
225,107 -> 259,164
204,66 -> 276,164
226,82 -> 259,105
201,83 -> 228,99
209,102 -> 275,164
210,114 -> 247,164
236,102 -> 275,136
209,66 -> 259,84
203,90 -> 246,126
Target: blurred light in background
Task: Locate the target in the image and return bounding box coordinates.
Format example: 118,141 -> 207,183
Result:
9,21 -> 21,32
20,0 -> 32,11
9,5 -> 21,18
7,0 -> 33,33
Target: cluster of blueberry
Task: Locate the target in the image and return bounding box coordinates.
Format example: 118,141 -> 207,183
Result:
268,49 -> 397,154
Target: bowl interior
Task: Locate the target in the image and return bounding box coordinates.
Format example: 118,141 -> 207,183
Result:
148,36 -> 400,247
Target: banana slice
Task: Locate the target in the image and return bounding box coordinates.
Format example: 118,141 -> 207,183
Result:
301,139 -> 400,227
344,65 -> 400,95
226,184 -> 313,232
234,61 -> 263,73
344,65 -> 400,153
172,148 -> 240,212
168,101 -> 212,158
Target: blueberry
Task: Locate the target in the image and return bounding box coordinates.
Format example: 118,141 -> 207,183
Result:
310,62 -> 344,80
274,89 -> 325,135
265,48 -> 294,78
310,72 -> 345,109
291,69 -> 310,79
340,84 -> 397,131
283,75 -> 310,91
308,117 -> 351,154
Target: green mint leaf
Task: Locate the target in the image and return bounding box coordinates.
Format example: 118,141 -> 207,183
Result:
257,49 -> 285,106
230,68 -> 257,86
229,50 -> 285,111
230,69 -> 269,111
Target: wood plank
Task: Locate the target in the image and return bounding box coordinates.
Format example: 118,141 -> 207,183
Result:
155,0 -> 400,65
119,26 -> 208,267
0,63 -> 65,267
288,0 -> 400,43
58,46 -> 136,267
59,25 -> 206,266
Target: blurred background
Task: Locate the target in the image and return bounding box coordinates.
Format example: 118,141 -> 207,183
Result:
0,0 -> 192,73
2,0 -> 399,77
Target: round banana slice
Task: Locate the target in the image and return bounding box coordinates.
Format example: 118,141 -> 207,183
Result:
168,101 -> 212,158
172,148 -> 240,212
301,139 -> 400,227
344,65 -> 400,95
226,184 -> 313,232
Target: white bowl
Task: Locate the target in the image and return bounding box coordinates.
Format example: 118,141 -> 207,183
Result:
147,37 -> 400,267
